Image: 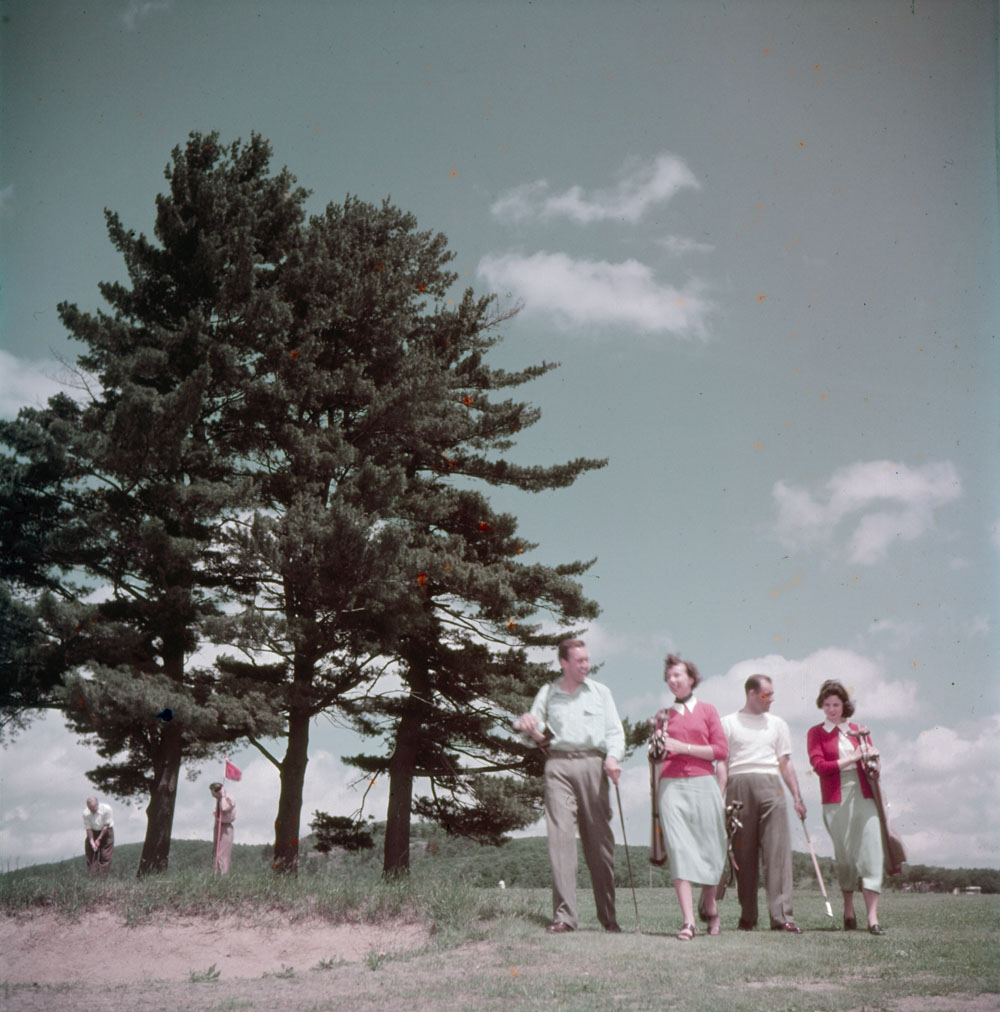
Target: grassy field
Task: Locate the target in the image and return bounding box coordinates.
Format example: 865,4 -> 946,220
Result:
2,840 -> 998,1012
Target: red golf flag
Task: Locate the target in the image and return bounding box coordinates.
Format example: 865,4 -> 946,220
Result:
225,760 -> 242,782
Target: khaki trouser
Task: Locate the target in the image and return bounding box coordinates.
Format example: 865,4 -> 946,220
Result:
544,752 -> 617,930
213,821 -> 234,875
725,773 -> 794,927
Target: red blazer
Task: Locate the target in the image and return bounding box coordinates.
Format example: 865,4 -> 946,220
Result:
807,722 -> 875,804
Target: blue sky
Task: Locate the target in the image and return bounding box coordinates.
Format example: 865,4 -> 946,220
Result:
1,0 -> 997,871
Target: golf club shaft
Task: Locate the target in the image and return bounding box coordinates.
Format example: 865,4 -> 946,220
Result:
614,780 -> 641,933
801,817 -> 834,917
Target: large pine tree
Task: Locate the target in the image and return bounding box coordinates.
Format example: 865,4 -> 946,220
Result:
2,134 -> 607,877
0,133 -> 300,873
215,195 -> 607,873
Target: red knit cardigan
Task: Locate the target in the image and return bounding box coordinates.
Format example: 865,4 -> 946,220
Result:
806,721 -> 875,804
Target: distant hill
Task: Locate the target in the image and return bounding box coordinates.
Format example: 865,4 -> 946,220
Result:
4,826 -> 996,892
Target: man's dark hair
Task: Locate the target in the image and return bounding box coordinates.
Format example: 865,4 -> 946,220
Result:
744,674 -> 772,695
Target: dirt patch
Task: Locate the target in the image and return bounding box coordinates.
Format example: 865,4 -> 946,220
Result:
1,910 -> 429,984
885,999 -> 1000,1012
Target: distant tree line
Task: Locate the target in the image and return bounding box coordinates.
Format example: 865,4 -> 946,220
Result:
0,131 -> 620,879
8,821 -> 995,896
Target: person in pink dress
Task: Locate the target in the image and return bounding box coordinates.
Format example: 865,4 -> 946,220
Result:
652,654 -> 728,940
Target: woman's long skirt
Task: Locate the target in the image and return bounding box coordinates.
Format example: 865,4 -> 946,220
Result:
822,774 -> 883,893
657,774 -> 726,886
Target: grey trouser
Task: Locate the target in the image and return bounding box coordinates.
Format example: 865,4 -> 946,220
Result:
544,752 -> 617,930
725,773 -> 794,927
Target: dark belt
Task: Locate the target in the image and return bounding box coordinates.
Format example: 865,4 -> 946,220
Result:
547,749 -> 605,760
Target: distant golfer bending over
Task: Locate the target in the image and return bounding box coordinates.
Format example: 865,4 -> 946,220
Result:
83,796 -> 114,875
514,638 -> 625,934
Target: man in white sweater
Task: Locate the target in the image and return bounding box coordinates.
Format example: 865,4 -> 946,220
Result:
718,674 -> 807,933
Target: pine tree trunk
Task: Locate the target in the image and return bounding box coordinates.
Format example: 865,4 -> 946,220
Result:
272,701 -> 310,875
383,648 -> 432,880
382,705 -> 421,878
137,717 -> 183,877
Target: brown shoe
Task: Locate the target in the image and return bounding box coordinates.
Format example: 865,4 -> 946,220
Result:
770,922 -> 803,934
546,920 -> 574,933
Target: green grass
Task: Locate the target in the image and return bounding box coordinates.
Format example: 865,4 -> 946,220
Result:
339,888 -> 999,1011
2,836 -> 997,1011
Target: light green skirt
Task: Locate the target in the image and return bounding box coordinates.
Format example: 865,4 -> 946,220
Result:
658,775 -> 726,886
822,774 -> 883,893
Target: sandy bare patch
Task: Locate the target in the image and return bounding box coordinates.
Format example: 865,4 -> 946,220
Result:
884,998 -> 1000,1012
0,910 -> 430,984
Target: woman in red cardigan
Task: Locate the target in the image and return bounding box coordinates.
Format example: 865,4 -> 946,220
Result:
806,679 -> 885,935
652,654 -> 728,940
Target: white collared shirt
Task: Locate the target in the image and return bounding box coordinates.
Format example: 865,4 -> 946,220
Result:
82,802 -> 114,831
671,695 -> 699,716
823,721 -> 857,759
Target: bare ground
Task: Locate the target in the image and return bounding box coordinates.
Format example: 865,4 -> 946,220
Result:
1,912 -> 997,1012
1,910 -> 432,1011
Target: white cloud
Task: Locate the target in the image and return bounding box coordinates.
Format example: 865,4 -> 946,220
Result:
675,650 -> 999,867
0,184 -> 13,214
490,153 -> 700,225
876,717 -> 1000,867
0,714 -> 149,868
0,351 -> 88,420
696,647 -> 920,727
968,614 -> 990,636
0,712 -> 387,868
121,0 -> 171,31
772,459 -> 961,564
867,617 -> 920,647
657,235 -> 715,255
477,251 -> 711,338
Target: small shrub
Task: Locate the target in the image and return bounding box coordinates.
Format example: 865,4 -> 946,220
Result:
188,963 -> 221,983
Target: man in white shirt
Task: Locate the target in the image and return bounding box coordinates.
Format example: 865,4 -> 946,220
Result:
514,639 -> 625,934
83,797 -> 114,875
718,675 -> 807,933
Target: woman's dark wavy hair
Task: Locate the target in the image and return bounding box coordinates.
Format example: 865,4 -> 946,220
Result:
664,653 -> 701,688
816,679 -> 855,718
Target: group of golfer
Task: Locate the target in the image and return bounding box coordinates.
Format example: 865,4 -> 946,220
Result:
515,639 -> 889,939
83,781 -> 237,877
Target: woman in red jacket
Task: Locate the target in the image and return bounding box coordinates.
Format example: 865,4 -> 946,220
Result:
653,654 -> 728,940
806,679 -> 885,935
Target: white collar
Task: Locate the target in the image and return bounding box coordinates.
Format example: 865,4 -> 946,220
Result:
672,695 -> 698,715
823,720 -> 852,734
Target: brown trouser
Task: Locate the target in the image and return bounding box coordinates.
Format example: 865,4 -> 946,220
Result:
544,752 -> 617,930
725,774 -> 794,927
85,827 -> 114,876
